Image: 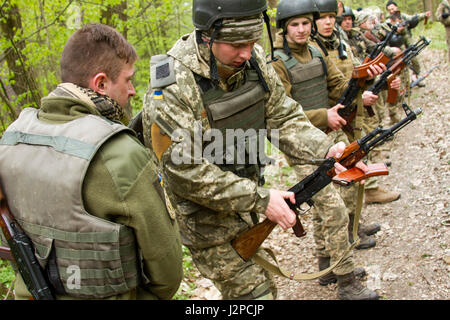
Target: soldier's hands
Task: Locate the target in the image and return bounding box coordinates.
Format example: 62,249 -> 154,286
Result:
326,142 -> 347,174
362,90 -> 379,106
390,76 -> 402,91
265,189 -> 297,230
366,63 -> 386,80
327,104 -> 347,131
326,142 -> 369,184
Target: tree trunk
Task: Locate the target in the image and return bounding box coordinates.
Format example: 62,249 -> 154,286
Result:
101,1 -> 128,38
423,0 -> 435,21
0,3 -> 42,112
101,1 -> 133,121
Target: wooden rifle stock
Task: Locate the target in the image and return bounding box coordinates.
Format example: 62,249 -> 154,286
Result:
0,246 -> 13,261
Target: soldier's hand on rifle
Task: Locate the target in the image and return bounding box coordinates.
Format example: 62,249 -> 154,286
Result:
362,90 -> 379,106
366,62 -> 386,80
327,104 -> 347,131
265,190 -> 297,230
391,46 -> 402,55
390,76 -> 401,91
326,142 -> 369,184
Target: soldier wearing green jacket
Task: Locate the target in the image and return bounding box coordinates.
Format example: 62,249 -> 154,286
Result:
142,0 -> 377,300
0,23 -> 183,300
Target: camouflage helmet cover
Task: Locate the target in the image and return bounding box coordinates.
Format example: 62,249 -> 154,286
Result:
193,0 -> 267,30
276,0 -> 320,29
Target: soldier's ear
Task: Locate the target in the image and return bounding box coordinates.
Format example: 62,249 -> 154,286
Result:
89,73 -> 109,95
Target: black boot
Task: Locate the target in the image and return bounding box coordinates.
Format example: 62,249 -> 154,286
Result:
337,272 -> 379,300
318,256 -> 366,286
348,215 -> 376,250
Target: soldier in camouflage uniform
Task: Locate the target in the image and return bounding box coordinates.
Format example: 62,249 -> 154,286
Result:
436,0 -> 450,62
386,0 -> 432,83
272,1 -> 385,291
312,0 -> 402,207
142,0 -> 378,300
371,15 -> 410,127
341,8 -> 401,161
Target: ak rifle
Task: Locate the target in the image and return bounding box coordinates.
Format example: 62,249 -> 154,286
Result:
326,25 -> 398,134
232,104 -> 422,261
0,185 -> 55,300
367,37 -> 430,104
410,64 -> 439,89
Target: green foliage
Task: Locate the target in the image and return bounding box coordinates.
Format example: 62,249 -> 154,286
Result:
0,0 -> 194,133
345,0 -> 426,14
0,259 -> 15,300
173,246 -> 198,300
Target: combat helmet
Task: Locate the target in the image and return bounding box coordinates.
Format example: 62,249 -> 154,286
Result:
276,0 -> 320,29
342,5 -> 355,21
193,0 -> 267,30
314,0 -> 338,14
192,0 -> 274,85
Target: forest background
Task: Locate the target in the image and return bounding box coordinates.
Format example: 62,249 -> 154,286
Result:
0,0 -> 447,300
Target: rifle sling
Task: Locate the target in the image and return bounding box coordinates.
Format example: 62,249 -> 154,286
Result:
252,239 -> 359,281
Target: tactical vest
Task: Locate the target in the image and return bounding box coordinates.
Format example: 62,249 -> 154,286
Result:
274,46 -> 328,111
150,53 -> 270,185
327,46 -> 354,79
196,58 -> 270,185
0,108 -> 140,299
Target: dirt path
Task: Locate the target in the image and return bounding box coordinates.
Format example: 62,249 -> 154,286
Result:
189,49 -> 449,300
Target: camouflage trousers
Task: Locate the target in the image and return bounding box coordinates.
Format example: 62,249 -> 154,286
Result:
189,243 -> 277,299
293,165 -> 354,276
292,129 -> 355,276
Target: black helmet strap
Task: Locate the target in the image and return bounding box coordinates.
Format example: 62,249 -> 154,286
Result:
262,10 -> 276,62
208,19 -> 223,86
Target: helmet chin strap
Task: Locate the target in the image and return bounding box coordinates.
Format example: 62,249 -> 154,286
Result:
208,19 -> 223,87
262,10 -> 276,63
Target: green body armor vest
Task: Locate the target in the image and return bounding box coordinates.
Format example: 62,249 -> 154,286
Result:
275,45 -> 328,111
0,108 -> 140,299
196,61 -> 270,185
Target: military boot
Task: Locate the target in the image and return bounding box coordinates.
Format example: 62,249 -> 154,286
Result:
337,272 -> 379,300
348,215 -> 376,250
365,186 -> 401,204
359,223 -> 381,236
317,256 -> 366,286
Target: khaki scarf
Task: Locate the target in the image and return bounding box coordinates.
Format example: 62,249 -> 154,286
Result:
48,83 -> 124,122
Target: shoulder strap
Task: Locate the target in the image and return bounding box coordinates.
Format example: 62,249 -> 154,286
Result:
274,49 -> 299,70
308,44 -> 328,77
